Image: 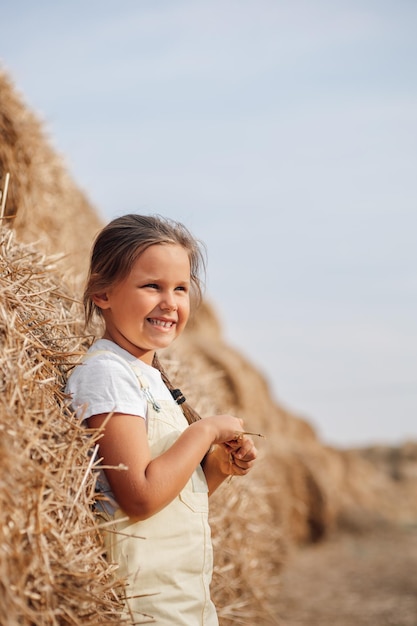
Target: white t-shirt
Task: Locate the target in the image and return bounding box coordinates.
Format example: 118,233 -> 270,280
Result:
65,338 -> 176,515
66,338 -> 173,422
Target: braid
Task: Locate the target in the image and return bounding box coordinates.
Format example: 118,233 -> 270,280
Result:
152,354 -> 201,425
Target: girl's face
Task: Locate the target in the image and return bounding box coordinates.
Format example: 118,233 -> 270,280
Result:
94,243 -> 191,364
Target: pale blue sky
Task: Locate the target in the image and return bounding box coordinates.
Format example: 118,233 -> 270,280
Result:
2,0 -> 417,447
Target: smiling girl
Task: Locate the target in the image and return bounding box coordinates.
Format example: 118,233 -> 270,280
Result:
66,214 -> 257,625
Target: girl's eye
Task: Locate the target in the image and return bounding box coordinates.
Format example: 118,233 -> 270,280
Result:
143,283 -> 159,289
175,285 -> 187,292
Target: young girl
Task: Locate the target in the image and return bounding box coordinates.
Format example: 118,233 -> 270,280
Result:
66,214 -> 257,625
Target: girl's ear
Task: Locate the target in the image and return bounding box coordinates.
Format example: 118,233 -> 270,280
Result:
92,292 -> 111,310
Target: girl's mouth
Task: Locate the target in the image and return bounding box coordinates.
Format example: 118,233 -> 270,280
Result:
147,318 -> 175,328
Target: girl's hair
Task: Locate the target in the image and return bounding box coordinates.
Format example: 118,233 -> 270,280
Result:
152,353 -> 201,424
84,213 -> 205,425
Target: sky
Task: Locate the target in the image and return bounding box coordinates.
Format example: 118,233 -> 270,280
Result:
2,0 -> 417,448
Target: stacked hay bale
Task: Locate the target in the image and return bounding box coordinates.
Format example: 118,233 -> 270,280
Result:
0,227 -> 124,624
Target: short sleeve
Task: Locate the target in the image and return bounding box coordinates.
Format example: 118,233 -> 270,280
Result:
66,354 -> 147,421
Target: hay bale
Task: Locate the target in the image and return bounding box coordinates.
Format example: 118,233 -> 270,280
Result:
165,336 -> 338,545
210,471 -> 284,626
0,226 -> 124,624
0,69 -> 102,279
161,348 -> 287,624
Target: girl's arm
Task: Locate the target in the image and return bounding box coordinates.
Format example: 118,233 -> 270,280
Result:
88,412 -> 248,519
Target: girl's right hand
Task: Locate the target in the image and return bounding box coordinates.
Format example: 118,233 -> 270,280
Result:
203,414 -> 245,445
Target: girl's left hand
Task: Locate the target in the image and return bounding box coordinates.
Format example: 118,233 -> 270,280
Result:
221,434 -> 258,476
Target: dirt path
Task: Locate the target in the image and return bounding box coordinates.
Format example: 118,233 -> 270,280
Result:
275,524 -> 417,626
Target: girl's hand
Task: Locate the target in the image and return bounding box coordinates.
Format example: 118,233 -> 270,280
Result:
202,414 -> 258,474
204,414 -> 246,445
222,433 -> 258,475
206,432 -> 258,477
200,417 -> 260,492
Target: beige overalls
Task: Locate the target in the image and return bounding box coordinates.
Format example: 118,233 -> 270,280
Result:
101,365 -> 219,625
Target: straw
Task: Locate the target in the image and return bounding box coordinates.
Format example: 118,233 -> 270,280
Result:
0,171 -> 10,219
0,227 -> 127,624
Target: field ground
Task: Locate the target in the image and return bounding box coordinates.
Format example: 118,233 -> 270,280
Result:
275,523 -> 417,626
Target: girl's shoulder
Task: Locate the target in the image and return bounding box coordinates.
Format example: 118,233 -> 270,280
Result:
66,339 -> 149,420
84,338 -> 133,363
68,339 -> 134,380
66,339 -> 139,395
74,339 -> 172,402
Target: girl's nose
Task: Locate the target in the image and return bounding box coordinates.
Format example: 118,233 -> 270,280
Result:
160,293 -> 178,311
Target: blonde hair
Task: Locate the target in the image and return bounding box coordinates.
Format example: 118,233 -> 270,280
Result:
84,214 -> 205,425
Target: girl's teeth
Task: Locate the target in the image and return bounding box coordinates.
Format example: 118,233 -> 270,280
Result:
150,319 -> 172,327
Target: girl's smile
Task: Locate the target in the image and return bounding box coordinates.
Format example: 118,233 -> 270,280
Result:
93,243 -> 191,363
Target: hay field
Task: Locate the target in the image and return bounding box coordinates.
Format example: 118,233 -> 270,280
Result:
1,68 -> 417,625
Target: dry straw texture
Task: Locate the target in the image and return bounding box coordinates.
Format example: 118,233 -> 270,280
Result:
1,66 -> 417,625
0,227 -> 125,624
